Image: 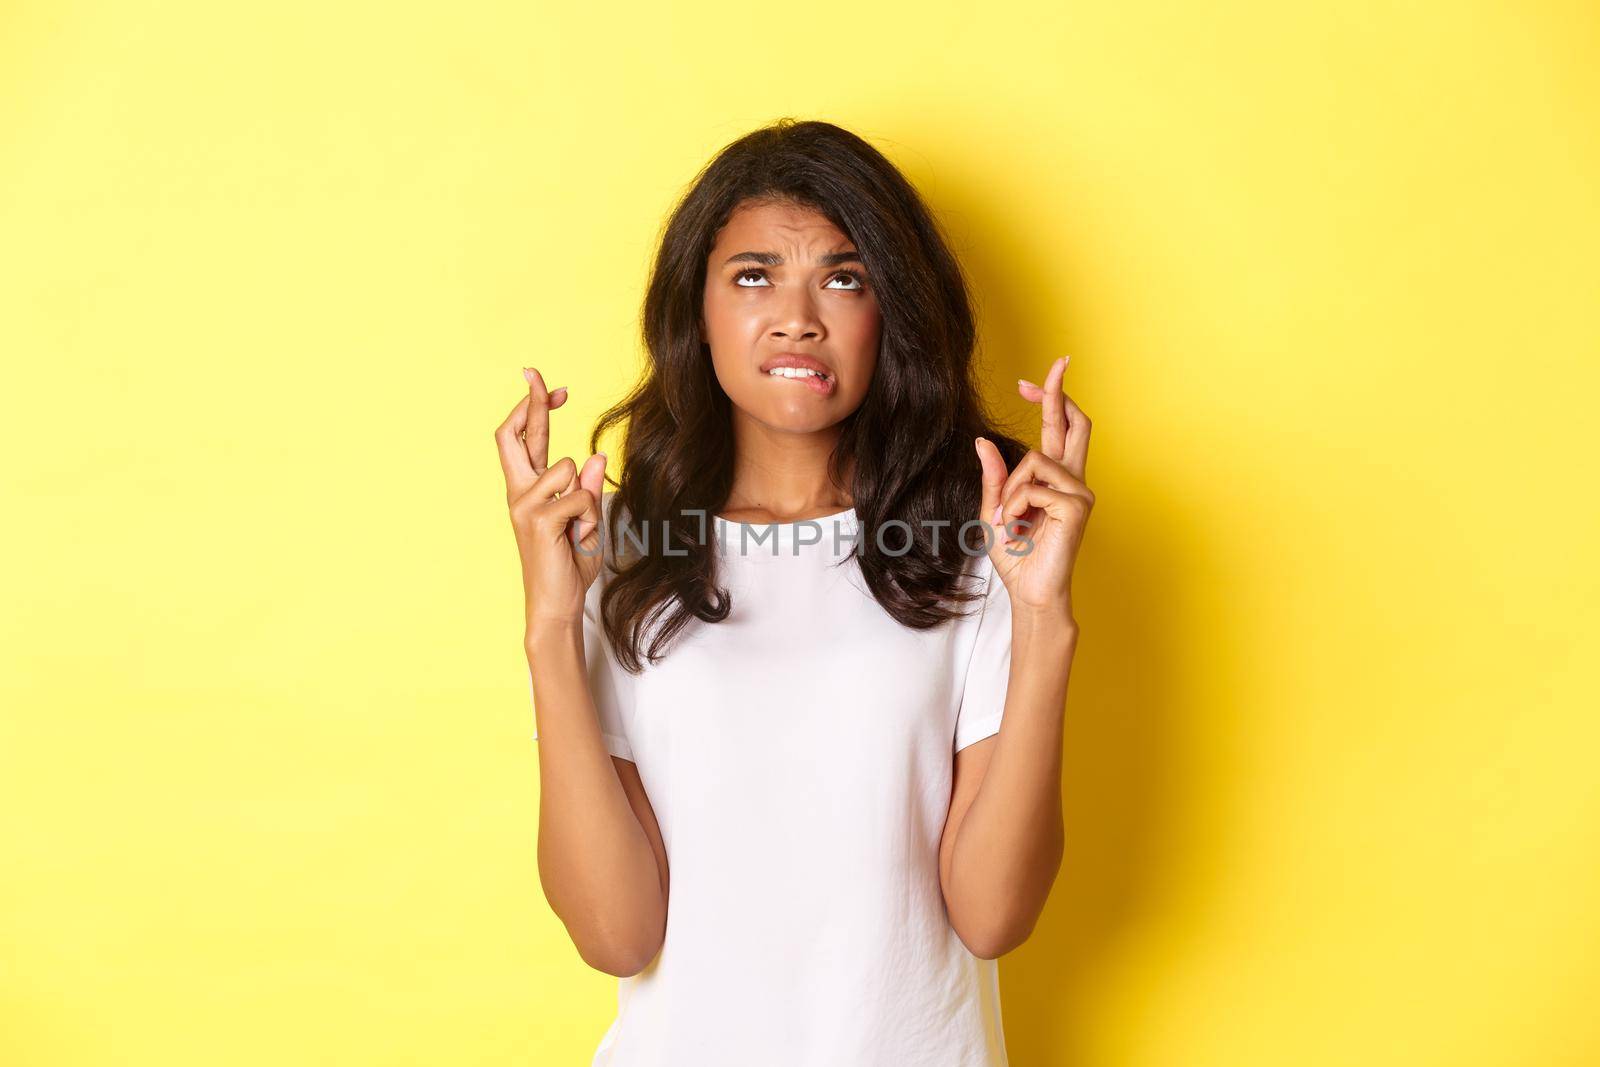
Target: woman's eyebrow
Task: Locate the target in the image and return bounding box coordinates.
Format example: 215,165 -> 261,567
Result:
722,250 -> 863,267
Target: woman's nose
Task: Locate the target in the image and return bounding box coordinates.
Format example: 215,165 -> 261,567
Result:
769,289 -> 824,341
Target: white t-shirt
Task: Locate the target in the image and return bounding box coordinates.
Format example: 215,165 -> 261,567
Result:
532,490 -> 1013,1066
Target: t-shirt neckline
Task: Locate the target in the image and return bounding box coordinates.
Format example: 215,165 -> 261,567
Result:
712,506 -> 857,529
711,506 -> 860,556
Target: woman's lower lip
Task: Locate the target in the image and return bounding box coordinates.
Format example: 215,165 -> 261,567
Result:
768,373 -> 836,397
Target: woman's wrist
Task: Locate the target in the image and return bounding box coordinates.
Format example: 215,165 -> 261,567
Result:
526,618 -> 584,662
1010,604 -> 1079,646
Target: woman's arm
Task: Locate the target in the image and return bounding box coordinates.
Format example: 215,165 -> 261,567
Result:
529,621 -> 669,977
938,610 -> 1077,958
940,352 -> 1093,958
496,367 -> 668,978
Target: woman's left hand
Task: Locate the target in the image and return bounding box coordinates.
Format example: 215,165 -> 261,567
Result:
975,354 -> 1094,624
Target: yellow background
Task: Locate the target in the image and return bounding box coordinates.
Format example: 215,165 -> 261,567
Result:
3,2 -> 1596,1064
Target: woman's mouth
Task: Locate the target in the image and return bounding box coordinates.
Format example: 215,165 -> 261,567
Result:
763,365 -> 837,397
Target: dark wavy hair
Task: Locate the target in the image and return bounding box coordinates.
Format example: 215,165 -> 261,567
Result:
587,117 -> 1029,672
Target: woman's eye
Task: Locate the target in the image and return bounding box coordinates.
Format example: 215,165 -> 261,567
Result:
734,269 -> 865,290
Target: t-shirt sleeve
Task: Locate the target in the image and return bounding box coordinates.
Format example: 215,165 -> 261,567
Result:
530,495 -> 636,762
953,553 -> 1014,754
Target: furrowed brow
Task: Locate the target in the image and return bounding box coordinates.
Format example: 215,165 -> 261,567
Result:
722,250 -> 864,267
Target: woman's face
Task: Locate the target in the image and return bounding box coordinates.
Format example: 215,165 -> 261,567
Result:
700,198 -> 880,434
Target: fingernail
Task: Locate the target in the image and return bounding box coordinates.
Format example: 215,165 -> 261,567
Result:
522,367 -> 535,384
551,386 -> 568,395
1018,378 -> 1038,389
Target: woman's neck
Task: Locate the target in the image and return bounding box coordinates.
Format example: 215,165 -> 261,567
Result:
721,414 -> 853,523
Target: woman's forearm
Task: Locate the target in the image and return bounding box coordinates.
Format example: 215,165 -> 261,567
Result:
528,622 -> 666,976
945,611 -> 1077,957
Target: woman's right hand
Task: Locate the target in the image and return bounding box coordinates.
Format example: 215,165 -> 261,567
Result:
495,366 -> 608,638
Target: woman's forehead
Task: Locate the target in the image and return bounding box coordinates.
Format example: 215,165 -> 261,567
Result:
712,200 -> 853,254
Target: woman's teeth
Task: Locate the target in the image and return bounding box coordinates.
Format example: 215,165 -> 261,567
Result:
769,367 -> 829,381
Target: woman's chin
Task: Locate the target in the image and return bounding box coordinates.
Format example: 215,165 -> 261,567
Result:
754,405 -> 845,434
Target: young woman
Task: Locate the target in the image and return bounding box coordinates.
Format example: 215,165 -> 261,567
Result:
495,119 -> 1094,1066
